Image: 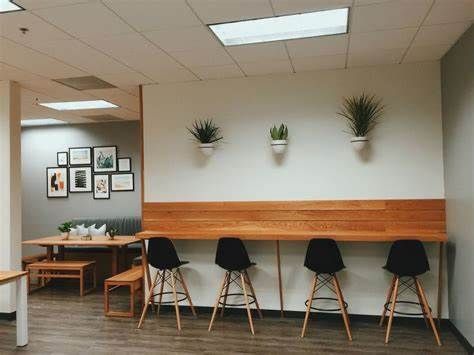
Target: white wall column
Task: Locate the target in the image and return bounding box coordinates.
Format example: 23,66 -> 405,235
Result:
0,81 -> 22,314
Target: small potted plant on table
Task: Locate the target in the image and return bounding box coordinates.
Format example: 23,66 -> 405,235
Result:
58,221 -> 73,240
337,93 -> 385,151
270,124 -> 288,154
107,227 -> 118,240
187,119 -> 223,156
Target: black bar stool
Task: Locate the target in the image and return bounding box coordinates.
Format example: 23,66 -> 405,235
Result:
301,238 -> 352,340
380,239 -> 441,346
208,237 -> 262,335
137,237 -> 196,331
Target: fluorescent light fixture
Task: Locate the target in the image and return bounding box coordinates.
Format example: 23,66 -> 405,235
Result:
21,118 -> 67,127
39,100 -> 119,111
209,8 -> 349,46
0,0 -> 24,13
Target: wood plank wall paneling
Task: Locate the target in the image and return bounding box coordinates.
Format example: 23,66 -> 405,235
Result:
142,199 -> 446,236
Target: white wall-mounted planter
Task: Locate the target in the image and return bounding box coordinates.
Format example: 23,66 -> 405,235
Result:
199,143 -> 215,156
271,139 -> 288,154
350,136 -> 368,151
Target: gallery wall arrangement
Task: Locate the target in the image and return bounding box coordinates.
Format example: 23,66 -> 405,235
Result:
47,145 -> 134,200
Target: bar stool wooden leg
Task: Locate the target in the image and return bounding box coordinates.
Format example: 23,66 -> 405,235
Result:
380,275 -> 396,326
240,273 -> 255,335
209,273 -> 228,332
244,270 -> 263,319
414,277 -> 429,328
137,272 -> 159,329
156,270 -> 165,316
220,272 -> 230,317
301,273 -> 318,338
385,276 -> 400,344
177,269 -> 197,317
415,278 -> 442,346
333,275 -> 352,341
170,270 -> 181,331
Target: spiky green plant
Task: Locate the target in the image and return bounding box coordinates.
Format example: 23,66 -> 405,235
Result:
337,93 -> 385,137
270,124 -> 288,140
187,119 -> 223,144
58,221 -> 73,233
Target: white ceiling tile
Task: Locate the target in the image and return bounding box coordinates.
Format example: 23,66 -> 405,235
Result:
28,39 -> 132,75
271,0 -> 352,15
147,68 -> 198,83
33,2 -> 134,39
15,0 -> 93,10
0,39 -> 86,79
292,54 -> 346,72
191,64 -> 244,80
412,22 -> 472,47
102,0 -> 201,31
85,88 -> 139,112
169,48 -> 234,67
0,11 -> 72,44
19,79 -> 93,100
403,44 -> 451,63
349,28 -> 417,52
347,48 -> 404,67
227,42 -> 288,63
143,26 -> 221,52
187,0 -> 273,23
351,0 -> 432,32
286,34 -> 348,58
424,0 -> 474,25
240,60 -> 292,76
0,63 -> 44,82
97,72 -> 153,87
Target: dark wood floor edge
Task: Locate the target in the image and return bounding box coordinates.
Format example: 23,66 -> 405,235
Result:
0,311 -> 15,321
446,320 -> 474,354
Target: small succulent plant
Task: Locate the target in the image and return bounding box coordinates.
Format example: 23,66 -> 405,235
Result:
270,124 -> 288,140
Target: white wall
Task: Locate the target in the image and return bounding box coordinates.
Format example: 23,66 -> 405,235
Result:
442,24 -> 474,344
143,62 -> 447,315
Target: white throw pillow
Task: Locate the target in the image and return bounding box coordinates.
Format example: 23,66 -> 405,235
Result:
69,227 -> 78,236
76,224 -> 89,236
89,224 -> 106,236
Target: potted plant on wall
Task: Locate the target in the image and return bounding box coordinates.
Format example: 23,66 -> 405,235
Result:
337,93 -> 385,151
187,119 -> 223,156
58,221 -> 73,240
270,124 -> 288,154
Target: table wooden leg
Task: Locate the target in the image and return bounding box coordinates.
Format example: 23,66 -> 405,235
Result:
46,246 -> 54,261
111,247 -> 119,276
276,240 -> 284,317
121,245 -> 128,271
437,241 -> 444,326
16,275 -> 28,347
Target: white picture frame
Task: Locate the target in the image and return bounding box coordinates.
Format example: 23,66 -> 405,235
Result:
69,167 -> 92,193
93,146 -> 117,172
69,147 -> 91,166
118,157 -> 131,172
111,173 -> 134,192
46,167 -> 68,198
93,174 -> 110,199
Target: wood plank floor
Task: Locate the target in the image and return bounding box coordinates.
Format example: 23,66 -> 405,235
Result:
0,286 -> 466,354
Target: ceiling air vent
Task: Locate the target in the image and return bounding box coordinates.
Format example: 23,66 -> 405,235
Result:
85,114 -> 123,122
54,76 -> 116,90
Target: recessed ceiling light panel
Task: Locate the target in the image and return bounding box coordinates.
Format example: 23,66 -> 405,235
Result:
209,8 -> 349,46
0,0 -> 24,13
21,118 -> 67,127
39,100 -> 119,111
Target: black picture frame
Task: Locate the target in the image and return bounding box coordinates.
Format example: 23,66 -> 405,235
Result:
69,166 -> 93,193
118,157 -> 132,172
69,147 -> 92,166
46,167 -> 68,198
93,174 -> 110,200
57,152 -> 68,166
111,173 -> 134,192
93,145 -> 118,173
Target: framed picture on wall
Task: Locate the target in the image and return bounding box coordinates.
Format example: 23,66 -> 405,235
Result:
118,157 -> 131,172
93,174 -> 110,200
46,167 -> 68,198
93,146 -> 117,172
111,173 -> 134,192
69,167 -> 92,193
69,147 -> 91,166
57,152 -> 68,166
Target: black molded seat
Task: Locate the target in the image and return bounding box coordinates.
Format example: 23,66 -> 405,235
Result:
147,237 -> 188,270
304,238 -> 345,274
215,237 -> 255,271
383,240 -> 430,277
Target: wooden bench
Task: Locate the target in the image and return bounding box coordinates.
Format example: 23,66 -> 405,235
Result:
26,260 -> 96,296
104,267 -> 143,318
22,253 -> 47,271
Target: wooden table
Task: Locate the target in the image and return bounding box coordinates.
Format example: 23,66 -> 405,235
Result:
0,271 -> 28,347
136,231 -> 447,321
23,236 -> 140,276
